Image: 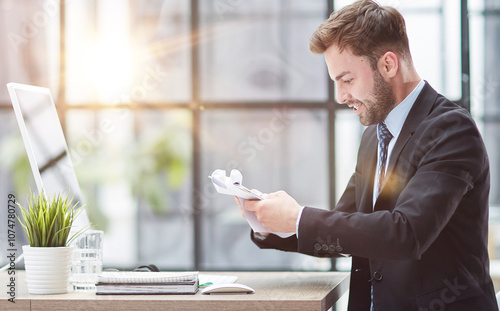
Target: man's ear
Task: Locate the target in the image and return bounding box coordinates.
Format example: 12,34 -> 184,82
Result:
377,51 -> 399,79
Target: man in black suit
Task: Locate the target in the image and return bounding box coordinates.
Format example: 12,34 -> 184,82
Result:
237,1 -> 498,310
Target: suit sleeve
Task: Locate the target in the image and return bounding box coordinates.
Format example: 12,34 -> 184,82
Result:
297,109 -> 488,260
251,171 -> 359,255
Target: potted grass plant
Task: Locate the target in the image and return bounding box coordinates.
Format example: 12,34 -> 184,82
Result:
17,191 -> 86,294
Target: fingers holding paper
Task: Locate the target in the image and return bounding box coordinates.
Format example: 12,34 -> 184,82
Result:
234,188 -> 263,219
234,195 -> 246,219
244,190 -> 301,234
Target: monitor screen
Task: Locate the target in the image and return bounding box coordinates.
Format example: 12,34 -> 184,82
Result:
7,82 -> 89,230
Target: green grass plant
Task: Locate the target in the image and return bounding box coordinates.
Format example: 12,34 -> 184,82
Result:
17,191 -> 87,247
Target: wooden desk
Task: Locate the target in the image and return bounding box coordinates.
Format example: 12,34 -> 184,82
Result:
2,271 -> 349,311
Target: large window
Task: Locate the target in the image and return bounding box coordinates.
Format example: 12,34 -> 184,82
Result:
1,0 -> 499,276
65,0 -> 332,270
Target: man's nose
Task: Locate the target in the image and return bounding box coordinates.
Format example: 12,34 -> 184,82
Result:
336,85 -> 350,104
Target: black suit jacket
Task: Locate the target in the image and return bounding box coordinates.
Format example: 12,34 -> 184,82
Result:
252,82 -> 498,310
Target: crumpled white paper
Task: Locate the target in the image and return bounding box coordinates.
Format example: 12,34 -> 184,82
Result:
209,169 -> 294,238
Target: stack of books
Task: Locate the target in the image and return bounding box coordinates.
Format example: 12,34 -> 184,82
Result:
95,271 -> 199,295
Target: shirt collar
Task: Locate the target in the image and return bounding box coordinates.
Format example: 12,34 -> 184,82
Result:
381,79 -> 425,139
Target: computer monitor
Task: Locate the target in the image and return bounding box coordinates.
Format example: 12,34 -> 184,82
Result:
6,82 -> 89,229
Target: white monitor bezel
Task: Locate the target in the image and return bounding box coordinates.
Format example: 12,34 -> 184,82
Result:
6,82 -> 58,195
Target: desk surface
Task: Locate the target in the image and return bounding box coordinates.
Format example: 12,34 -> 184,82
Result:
2,270 -> 349,311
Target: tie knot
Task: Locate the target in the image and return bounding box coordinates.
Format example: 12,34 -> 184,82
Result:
378,122 -> 393,142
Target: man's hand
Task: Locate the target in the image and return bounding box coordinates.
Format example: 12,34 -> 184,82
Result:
239,190 -> 301,233
234,192 -> 269,237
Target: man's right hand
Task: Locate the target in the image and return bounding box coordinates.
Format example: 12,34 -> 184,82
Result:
234,194 -> 270,237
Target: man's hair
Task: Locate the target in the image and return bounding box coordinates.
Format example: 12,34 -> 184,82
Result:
309,0 -> 411,70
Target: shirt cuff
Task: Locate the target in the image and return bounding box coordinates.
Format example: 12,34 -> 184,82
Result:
295,206 -> 306,238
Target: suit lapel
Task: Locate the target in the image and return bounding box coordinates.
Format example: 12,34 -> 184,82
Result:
380,81 -> 438,192
359,126 -> 378,213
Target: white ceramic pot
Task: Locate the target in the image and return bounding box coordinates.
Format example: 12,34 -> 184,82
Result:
22,245 -> 73,294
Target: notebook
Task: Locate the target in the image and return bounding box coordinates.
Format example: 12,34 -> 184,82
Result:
96,271 -> 199,295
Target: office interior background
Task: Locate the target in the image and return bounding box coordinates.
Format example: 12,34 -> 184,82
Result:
0,0 -> 499,295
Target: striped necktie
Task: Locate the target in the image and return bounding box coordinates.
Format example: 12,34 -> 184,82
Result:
371,122 -> 393,311
376,122 -> 393,198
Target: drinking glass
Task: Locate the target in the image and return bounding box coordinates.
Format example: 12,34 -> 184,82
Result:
71,230 -> 104,291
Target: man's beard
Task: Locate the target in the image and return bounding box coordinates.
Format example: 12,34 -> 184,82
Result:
359,70 -> 397,126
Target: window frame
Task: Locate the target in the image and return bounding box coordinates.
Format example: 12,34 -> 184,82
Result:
0,0 -> 469,270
